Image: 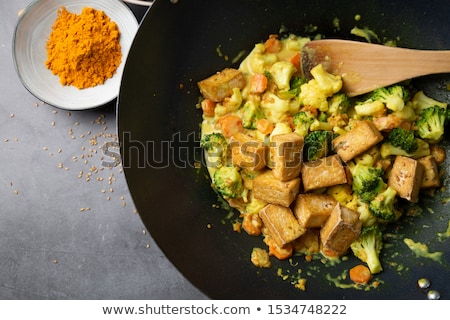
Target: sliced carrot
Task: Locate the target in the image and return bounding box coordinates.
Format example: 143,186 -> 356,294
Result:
249,73 -> 268,93
264,35 -> 282,53
267,239 -> 293,260
290,52 -> 301,71
349,264 -> 372,284
201,98 -> 216,117
256,118 -> 274,135
216,114 -> 244,138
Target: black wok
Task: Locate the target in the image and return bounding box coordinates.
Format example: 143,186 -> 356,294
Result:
117,0 -> 450,299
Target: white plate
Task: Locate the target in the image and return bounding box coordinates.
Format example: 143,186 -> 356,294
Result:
13,0 -> 139,110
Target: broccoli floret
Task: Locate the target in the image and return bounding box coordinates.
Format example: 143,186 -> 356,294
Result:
349,162 -> 385,203
278,76 -> 306,100
212,166 -> 243,199
350,225 -> 383,274
370,85 -> 410,112
411,90 -> 447,115
387,127 -> 418,154
200,132 -> 228,156
239,101 -> 265,129
380,137 -> 430,159
368,186 -> 398,222
328,92 -> 351,115
292,111 -> 315,136
415,105 -> 447,144
303,130 -> 335,161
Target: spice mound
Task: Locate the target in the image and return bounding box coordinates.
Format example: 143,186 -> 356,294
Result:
45,6 -> 122,89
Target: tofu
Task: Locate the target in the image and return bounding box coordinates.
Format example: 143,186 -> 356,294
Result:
293,193 -> 338,228
418,155 -> 441,189
388,156 -> 424,202
259,204 -> 306,247
253,170 -> 300,207
197,68 -> 246,102
320,204 -> 362,256
270,132 -> 304,181
332,120 -> 384,162
230,132 -> 267,171
301,155 -> 347,192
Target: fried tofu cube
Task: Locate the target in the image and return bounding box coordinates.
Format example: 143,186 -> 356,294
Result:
301,155 -> 347,192
388,155 -> 424,202
230,132 -> 267,171
253,170 -> 300,207
293,193 -> 338,228
320,204 -> 362,256
197,68 -> 246,102
259,204 -> 306,247
270,132 -> 304,181
418,155 -> 441,189
332,120 -> 383,162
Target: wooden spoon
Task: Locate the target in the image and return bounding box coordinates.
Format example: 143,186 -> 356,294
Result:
301,39 -> 450,97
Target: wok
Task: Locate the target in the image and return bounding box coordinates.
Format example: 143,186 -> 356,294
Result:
118,0 -> 450,299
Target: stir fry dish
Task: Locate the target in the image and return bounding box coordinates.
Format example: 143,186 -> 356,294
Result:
197,34 -> 448,285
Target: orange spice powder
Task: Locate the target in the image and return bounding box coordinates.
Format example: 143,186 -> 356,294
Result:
45,6 -> 122,89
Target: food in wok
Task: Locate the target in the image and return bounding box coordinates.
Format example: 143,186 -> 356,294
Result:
197,33 -> 448,287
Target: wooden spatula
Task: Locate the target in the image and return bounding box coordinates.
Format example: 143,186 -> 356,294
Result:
301,39 -> 450,97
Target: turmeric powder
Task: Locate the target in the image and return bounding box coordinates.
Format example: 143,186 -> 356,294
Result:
45,7 -> 122,89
